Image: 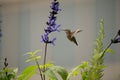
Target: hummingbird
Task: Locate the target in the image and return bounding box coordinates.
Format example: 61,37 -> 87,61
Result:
61,29 -> 82,46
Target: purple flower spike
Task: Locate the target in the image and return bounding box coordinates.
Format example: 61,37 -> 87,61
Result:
41,0 -> 61,45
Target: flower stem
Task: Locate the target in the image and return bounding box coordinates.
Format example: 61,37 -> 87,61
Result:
43,43 -> 48,80
101,33 -> 118,58
102,41 -> 113,55
35,59 -> 43,80
4,58 -> 9,80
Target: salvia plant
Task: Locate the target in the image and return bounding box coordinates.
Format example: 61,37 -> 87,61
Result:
0,0 -> 120,80
0,58 -> 18,80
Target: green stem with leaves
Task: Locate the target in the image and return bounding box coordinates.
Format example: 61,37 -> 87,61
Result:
35,59 -> 43,80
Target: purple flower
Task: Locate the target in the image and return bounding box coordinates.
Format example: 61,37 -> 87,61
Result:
112,37 -> 120,43
51,38 -> 56,45
52,24 -> 61,32
44,26 -> 53,33
50,0 -> 61,13
41,33 -> 57,45
41,33 -> 49,43
48,17 -> 56,26
116,37 -> 120,42
49,13 -> 57,21
41,0 -> 61,45
45,24 -> 61,33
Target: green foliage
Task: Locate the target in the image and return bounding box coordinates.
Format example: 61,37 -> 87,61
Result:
18,50 -> 55,80
18,50 -> 42,80
44,68 -> 58,80
80,19 -> 105,80
67,61 -> 88,80
0,58 -> 18,80
25,50 -> 41,62
79,19 -> 113,80
0,68 -> 18,80
18,65 -> 38,80
44,66 -> 68,80
106,48 -> 114,54
40,63 -> 54,69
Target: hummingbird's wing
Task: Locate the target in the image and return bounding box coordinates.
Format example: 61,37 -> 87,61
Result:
71,29 -> 82,38
71,36 -> 78,46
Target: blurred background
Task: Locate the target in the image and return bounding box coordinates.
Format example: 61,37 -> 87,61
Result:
0,0 -> 120,80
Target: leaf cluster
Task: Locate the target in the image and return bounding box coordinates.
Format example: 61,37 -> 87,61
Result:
44,66 -> 68,80
25,50 -> 41,63
79,19 -> 114,80
0,67 -> 18,80
18,50 -> 54,80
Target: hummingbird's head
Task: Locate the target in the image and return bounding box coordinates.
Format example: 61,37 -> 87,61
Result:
59,29 -> 71,35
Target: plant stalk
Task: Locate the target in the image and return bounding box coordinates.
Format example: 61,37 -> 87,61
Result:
35,59 -> 43,80
102,41 -> 113,56
101,33 -> 118,57
43,43 -> 48,80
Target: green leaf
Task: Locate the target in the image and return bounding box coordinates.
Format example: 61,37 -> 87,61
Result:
26,56 -> 42,62
44,69 -> 58,80
53,66 -> 68,80
8,74 -> 15,79
67,62 -> 88,80
45,66 -> 68,80
25,50 -> 42,62
13,68 -> 18,74
26,56 -> 41,62
25,57 -> 34,62
36,56 -> 42,60
80,61 -> 89,68
24,49 -> 41,56
67,66 -> 81,80
18,65 -> 37,80
81,71 -> 87,80
24,52 -> 32,55
106,48 -> 114,54
32,50 -> 41,55
96,65 -> 106,70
